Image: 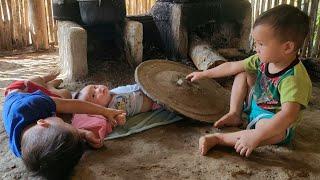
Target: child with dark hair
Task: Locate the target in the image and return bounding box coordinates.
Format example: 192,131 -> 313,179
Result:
2,72 -> 125,179
186,4 -> 312,157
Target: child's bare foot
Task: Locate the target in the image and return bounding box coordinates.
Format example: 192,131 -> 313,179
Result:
199,134 -> 221,156
214,112 -> 242,128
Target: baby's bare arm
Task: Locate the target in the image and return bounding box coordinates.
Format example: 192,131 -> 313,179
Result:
252,102 -> 301,142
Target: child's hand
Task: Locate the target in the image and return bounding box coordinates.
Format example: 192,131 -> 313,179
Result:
115,114 -> 126,126
82,129 -> 104,149
186,71 -> 205,82
234,130 -> 260,157
103,108 -> 125,126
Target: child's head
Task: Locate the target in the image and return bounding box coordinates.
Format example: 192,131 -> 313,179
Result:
21,116 -> 84,179
252,4 -> 309,62
74,84 -> 112,106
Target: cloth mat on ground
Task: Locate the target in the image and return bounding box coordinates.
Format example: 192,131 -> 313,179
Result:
106,108 -> 183,140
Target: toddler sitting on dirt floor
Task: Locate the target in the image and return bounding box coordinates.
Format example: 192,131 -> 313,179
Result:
72,84 -> 162,139
186,5 -> 312,157
2,72 -> 125,179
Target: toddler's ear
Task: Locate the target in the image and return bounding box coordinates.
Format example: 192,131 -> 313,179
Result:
283,41 -> 295,54
37,119 -> 50,128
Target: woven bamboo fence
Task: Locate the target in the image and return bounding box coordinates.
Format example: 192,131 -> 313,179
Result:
0,0 -> 56,51
126,0 -> 155,15
0,0 -> 319,59
249,0 -> 320,58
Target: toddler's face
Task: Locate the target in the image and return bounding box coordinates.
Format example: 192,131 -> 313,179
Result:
252,24 -> 290,63
79,85 -> 111,106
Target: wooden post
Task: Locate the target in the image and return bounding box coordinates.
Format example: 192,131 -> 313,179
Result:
124,20 -> 143,67
189,35 -> 227,70
28,0 -> 49,50
171,4 -> 188,59
58,21 -> 87,81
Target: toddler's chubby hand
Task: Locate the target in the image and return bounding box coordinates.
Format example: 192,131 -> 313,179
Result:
103,108 -> 125,126
115,113 -> 126,126
234,130 -> 260,157
186,71 -> 205,82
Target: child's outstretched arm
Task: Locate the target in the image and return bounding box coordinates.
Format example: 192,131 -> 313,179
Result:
235,102 -> 301,157
52,97 -> 125,124
186,60 -> 246,82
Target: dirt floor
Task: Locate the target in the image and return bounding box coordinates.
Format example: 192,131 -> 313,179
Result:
1,51 -> 320,180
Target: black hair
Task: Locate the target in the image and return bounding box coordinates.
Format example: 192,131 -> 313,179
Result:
254,4 -> 310,50
21,124 -> 84,180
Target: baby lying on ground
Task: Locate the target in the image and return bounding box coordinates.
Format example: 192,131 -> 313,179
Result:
72,84 -> 161,140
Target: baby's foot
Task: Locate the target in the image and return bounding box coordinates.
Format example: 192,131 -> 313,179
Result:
214,112 -> 242,128
199,134 -> 221,156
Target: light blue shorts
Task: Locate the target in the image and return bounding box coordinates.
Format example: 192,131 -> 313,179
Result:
244,99 -> 293,145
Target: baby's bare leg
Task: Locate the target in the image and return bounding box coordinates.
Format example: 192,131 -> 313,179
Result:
214,72 -> 255,128
140,93 -> 154,112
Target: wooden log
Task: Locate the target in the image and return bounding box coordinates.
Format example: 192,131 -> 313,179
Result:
28,0 -> 49,50
124,20 -> 143,67
57,20 -> 87,81
189,35 -> 227,70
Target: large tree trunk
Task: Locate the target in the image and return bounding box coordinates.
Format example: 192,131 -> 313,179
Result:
28,0 -> 49,50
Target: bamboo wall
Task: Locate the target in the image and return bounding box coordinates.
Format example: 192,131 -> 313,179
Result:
126,0 -> 155,15
0,0 -> 319,59
0,0 -> 56,51
249,0 -> 320,58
